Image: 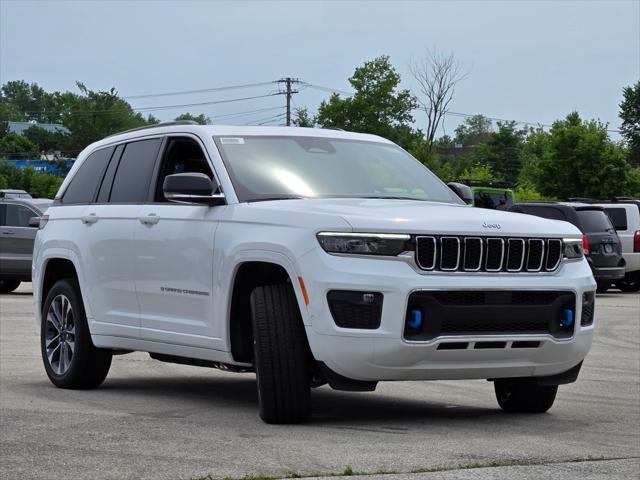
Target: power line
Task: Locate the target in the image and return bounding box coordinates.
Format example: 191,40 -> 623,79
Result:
302,82 -> 352,96
124,82 -> 274,100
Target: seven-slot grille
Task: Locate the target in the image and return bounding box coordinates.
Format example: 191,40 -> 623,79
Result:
415,236 -> 562,273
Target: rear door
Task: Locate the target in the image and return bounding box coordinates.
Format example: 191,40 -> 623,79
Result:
0,202 -> 39,279
576,208 -> 622,267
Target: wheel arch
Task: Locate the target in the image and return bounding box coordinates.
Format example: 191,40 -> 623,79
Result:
227,256 -> 308,364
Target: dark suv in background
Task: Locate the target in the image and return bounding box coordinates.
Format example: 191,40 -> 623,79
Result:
510,202 -> 625,292
0,195 -> 52,293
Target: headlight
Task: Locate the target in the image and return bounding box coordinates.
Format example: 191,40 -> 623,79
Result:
563,238 -> 584,259
317,232 -> 410,256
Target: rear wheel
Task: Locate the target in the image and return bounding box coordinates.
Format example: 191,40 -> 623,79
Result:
250,283 -> 311,424
0,280 -> 20,293
495,378 -> 557,413
596,281 -> 611,293
41,278 -> 112,389
616,275 -> 640,293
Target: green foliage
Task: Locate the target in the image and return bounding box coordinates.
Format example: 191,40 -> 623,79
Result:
514,180 -> 544,201
23,125 -> 69,154
460,163 -> 495,182
619,81 -> 640,167
0,133 -> 39,159
0,163 -> 62,198
454,115 -> 492,146
472,121 -> 526,183
292,107 -> 314,127
533,112 -> 640,198
174,112 -> 210,125
315,56 -> 420,149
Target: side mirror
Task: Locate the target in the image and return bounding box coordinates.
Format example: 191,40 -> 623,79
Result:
447,182 -> 473,205
163,173 -> 226,206
28,216 -> 41,228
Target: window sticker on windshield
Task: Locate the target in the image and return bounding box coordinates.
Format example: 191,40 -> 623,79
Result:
220,137 -> 245,145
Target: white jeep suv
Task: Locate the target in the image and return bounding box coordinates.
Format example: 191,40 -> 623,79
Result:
32,122 -> 596,423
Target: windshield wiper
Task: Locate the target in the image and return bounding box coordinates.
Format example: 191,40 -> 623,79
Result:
360,196 -> 426,201
247,196 -> 306,203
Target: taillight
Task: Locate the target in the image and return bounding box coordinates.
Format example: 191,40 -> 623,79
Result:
38,215 -> 49,229
582,234 -> 590,255
634,230 -> 640,253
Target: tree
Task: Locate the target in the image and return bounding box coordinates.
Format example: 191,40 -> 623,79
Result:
454,115 -> 493,146
292,107 -> 314,127
174,112 -> 210,125
61,82 -> 151,151
534,112 -> 640,198
472,121 -> 526,183
619,81 -> 640,167
0,133 -> 39,159
23,125 -> 69,156
410,48 -> 467,152
315,56 -> 420,149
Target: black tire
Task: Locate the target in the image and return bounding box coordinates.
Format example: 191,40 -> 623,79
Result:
495,378 -> 558,413
41,278 -> 112,389
616,276 -> 640,293
596,281 -> 610,293
250,283 -> 311,424
0,280 -> 20,293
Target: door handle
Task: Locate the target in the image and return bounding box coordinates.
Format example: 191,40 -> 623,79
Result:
139,214 -> 160,225
2,231 -> 15,235
80,213 -> 98,224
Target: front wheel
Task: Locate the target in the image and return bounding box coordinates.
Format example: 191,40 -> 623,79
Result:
250,283 -> 311,424
41,278 -> 112,389
0,280 -> 20,293
494,378 -> 558,413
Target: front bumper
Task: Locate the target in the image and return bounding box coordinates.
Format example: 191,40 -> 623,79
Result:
297,248 -> 596,382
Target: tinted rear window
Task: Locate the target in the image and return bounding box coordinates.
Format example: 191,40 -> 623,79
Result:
474,191 -> 513,210
604,208 -> 628,231
109,139 -> 161,203
520,206 -> 568,222
62,147 -> 114,204
577,209 -> 613,232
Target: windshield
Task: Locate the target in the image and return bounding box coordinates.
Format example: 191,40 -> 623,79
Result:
213,135 -> 463,204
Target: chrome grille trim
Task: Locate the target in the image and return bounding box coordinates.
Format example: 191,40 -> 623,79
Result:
415,236 -> 436,270
485,238 -> 505,272
546,239 -> 563,271
463,237 -> 483,271
527,239 -> 545,272
414,236 -> 564,273
506,238 -> 526,272
440,237 -> 461,271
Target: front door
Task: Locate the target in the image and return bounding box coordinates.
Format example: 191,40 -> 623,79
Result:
134,135 -> 225,349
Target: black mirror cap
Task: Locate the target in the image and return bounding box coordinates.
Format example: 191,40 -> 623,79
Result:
447,182 -> 473,205
163,173 -> 214,196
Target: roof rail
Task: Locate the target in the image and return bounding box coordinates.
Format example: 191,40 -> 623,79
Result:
107,120 -> 199,138
455,179 -> 514,189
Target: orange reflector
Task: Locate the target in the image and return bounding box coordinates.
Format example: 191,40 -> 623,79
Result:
298,276 -> 310,305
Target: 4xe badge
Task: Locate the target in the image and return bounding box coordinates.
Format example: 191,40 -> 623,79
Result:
482,222 -> 502,229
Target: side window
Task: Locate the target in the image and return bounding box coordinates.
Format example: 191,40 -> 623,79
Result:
4,204 -> 37,227
604,208 -> 628,231
153,137 -> 213,202
62,147 -> 114,204
97,144 -> 124,203
109,139 -> 162,203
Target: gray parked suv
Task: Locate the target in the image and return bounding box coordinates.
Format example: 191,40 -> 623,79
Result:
0,195 -> 52,293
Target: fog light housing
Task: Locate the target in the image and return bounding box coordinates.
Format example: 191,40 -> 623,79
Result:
327,290 -> 383,329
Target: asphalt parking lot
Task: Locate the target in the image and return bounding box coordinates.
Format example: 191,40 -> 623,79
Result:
1,284 -> 638,480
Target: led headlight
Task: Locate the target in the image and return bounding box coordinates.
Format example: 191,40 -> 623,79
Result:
317,232 -> 410,256
563,238 -> 584,259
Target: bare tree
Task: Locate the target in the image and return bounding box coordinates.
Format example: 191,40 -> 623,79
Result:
410,49 -> 468,152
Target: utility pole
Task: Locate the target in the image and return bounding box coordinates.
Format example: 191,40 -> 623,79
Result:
276,78 -> 301,126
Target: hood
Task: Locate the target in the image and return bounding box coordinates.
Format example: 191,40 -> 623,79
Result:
249,198 -> 582,237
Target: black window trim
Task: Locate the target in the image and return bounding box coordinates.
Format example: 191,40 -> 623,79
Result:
146,132 -> 225,205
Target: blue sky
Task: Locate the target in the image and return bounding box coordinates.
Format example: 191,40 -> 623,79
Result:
1,0 -> 638,137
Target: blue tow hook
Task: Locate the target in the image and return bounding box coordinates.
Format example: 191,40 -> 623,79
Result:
560,309 -> 574,328
407,309 -> 423,329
